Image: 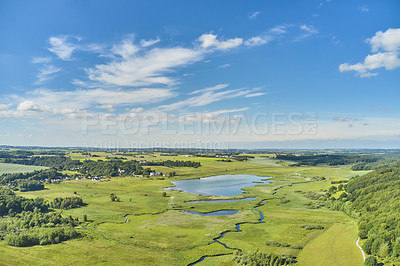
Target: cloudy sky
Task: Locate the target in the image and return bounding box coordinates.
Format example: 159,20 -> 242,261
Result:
0,0 -> 399,149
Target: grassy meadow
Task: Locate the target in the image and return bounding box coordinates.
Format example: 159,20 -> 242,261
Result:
0,163 -> 47,175
0,152 -> 367,265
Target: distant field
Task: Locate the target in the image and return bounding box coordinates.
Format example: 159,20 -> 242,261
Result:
0,163 -> 47,175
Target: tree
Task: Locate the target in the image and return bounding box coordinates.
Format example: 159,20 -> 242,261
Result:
83,214 -> 87,222
362,238 -> 373,254
364,256 -> 378,266
110,193 -> 117,202
329,186 -> 337,193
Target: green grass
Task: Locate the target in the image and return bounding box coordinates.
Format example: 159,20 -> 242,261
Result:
0,162 -> 47,175
297,222 -> 363,266
1,153 -> 368,265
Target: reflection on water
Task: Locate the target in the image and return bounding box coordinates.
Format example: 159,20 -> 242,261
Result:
166,174 -> 272,196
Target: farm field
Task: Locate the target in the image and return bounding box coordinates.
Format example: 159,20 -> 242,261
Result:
0,162 -> 47,175
0,151 -> 368,265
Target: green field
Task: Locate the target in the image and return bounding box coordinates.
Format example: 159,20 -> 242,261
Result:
0,152 -> 367,265
0,162 -> 47,175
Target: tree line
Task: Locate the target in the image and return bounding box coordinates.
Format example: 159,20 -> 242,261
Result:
141,160 -> 201,168
4,156 -> 82,170
0,169 -> 65,192
330,165 -> 400,264
233,250 -> 296,265
275,154 -> 378,166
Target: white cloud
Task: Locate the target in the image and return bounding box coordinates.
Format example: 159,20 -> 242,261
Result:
48,36 -> 78,61
249,11 -> 260,19
130,107 -> 144,113
269,25 -> 289,35
369,28 -> 400,53
339,28 -> 400,77
198,33 -> 243,51
178,107 -> 249,123
53,32 -> 279,89
0,104 -> 11,110
219,63 -> 231,68
294,25 -> 318,41
161,84 -> 257,111
332,36 -> 340,45
0,87 -> 174,119
190,84 -> 228,95
360,6 -> 369,13
245,92 -> 267,98
86,46 -> 203,87
244,36 -> 270,47
31,57 -> 52,64
112,39 -> 140,59
141,38 -> 160,47
17,101 -> 49,112
95,104 -> 115,112
35,64 -> 61,84
35,87 -> 174,107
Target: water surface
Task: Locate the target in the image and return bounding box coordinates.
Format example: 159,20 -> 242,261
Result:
181,210 -> 239,216
166,174 -> 271,196
187,197 -> 257,203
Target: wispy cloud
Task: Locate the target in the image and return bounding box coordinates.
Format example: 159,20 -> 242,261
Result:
95,104 -> 115,112
35,64 -> 61,84
360,6 -> 369,13
244,24 -> 291,47
249,11 -> 260,19
219,63 -> 231,68
0,104 -> 11,110
339,28 -> 400,77
0,87 -> 175,119
161,84 -> 264,111
245,92 -> 267,98
31,57 -> 52,64
197,33 -> 243,51
86,45 -> 203,87
332,36 -> 340,45
48,36 -> 79,61
140,37 -> 160,47
190,84 -> 229,95
244,36 -> 271,47
294,25 -> 318,41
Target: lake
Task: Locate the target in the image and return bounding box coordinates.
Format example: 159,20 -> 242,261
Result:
165,174 -> 272,196
181,210 -> 239,216
186,197 -> 257,203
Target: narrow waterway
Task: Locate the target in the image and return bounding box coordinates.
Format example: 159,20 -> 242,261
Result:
188,200 -> 266,265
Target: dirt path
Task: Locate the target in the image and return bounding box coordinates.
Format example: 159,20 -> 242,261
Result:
356,238 -> 366,261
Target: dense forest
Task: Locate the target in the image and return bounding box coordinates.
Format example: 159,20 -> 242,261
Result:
0,170 -> 65,191
3,155 -> 156,178
142,160 -> 201,168
330,165 -> 400,263
0,187 -> 82,247
79,159 -> 147,177
49,197 -> 85,210
4,156 -> 82,170
276,154 -> 378,166
233,250 -> 296,265
351,159 -> 400,171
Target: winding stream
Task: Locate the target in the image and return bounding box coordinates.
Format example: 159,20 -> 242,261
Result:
166,174 -> 272,265
188,200 -> 267,265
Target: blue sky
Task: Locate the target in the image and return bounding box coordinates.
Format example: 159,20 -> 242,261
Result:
0,0 -> 399,149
